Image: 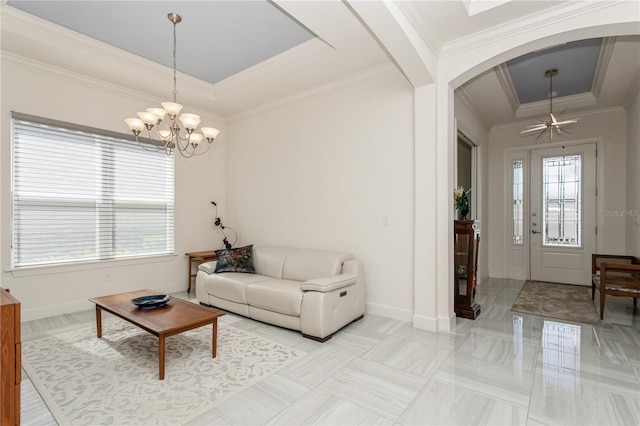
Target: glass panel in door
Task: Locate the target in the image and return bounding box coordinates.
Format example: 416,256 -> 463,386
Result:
542,155 -> 582,247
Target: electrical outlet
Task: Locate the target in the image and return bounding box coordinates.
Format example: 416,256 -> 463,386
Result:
103,272 -> 111,282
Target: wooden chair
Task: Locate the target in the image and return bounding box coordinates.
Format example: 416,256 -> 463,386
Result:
591,254 -> 640,319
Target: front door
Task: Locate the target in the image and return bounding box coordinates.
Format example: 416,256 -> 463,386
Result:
530,143 -> 596,285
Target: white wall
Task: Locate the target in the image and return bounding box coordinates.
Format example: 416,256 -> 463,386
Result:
0,55 -> 226,320
454,94 -> 489,284
225,66 -> 416,321
487,109 -> 628,278
626,93 -> 640,257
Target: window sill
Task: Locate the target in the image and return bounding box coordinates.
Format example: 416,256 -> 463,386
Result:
7,254 -> 178,278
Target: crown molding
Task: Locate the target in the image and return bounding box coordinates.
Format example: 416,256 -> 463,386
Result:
494,63 -> 519,112
494,105 -> 626,131
393,1 -> 443,56
516,92 -> 597,119
1,51 -> 147,101
462,0 -> 514,17
622,69 -> 640,110
0,51 -> 225,122
440,1 -> 621,58
226,62 -> 398,124
214,38 -> 330,93
455,87 -> 490,132
592,37 -> 616,99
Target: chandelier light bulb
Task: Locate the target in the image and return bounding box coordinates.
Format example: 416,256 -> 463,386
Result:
137,111 -> 158,127
146,108 -> 166,122
160,102 -> 183,119
189,133 -> 204,146
158,129 -> 172,141
125,118 -> 145,133
179,113 -> 201,132
201,127 -> 221,141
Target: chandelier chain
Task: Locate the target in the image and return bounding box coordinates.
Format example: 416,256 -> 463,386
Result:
172,19 -> 178,103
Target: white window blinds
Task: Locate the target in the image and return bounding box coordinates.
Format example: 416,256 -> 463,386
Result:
11,113 -> 175,268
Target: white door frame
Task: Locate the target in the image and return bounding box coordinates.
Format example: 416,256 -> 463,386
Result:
504,137 -> 604,281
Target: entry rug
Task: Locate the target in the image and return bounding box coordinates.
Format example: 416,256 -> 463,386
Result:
510,280 -> 600,325
23,319 -> 306,425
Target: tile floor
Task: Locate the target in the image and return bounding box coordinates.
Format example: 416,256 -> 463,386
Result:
20,278 -> 640,425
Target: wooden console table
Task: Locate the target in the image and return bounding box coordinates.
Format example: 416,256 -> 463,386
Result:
185,250 -> 218,293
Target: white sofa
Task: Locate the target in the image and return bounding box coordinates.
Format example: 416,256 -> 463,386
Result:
195,246 -> 365,341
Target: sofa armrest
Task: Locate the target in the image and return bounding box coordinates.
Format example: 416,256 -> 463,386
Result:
301,274 -> 357,292
198,261 -> 217,275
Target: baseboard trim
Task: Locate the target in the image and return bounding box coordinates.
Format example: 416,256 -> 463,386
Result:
412,313 -> 456,332
21,284 -> 186,322
412,314 -> 437,332
365,302 -> 413,322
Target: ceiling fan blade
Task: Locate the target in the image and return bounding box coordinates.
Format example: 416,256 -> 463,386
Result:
558,127 -> 572,135
522,126 -> 547,134
550,113 -> 558,124
554,119 -> 579,126
534,128 -> 548,141
557,107 -> 569,117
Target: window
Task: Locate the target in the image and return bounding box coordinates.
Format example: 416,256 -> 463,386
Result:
512,159 -> 524,245
11,113 -> 174,268
542,154 -> 582,247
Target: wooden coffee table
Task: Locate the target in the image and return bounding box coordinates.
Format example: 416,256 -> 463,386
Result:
89,289 -> 225,380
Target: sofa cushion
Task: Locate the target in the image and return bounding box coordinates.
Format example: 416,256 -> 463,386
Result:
214,245 -> 256,274
246,279 -> 303,316
252,246 -> 290,279
204,273 -> 268,304
282,250 -> 354,282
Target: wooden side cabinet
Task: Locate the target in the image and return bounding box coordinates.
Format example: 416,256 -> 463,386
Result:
1,288 -> 21,426
454,220 -> 481,320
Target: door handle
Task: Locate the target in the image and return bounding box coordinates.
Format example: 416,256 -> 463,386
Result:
532,230 -> 539,234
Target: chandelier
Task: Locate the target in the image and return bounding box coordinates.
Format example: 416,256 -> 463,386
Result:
125,13 -> 220,157
521,69 -> 579,141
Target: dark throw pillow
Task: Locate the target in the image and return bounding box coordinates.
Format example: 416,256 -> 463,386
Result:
214,244 -> 256,274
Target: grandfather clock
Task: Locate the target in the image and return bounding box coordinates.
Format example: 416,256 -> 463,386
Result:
454,220 -> 481,319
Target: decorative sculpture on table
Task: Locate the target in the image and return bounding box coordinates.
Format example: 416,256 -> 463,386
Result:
210,201 -> 237,249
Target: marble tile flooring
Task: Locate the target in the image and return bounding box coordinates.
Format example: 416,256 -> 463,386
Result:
20,278 -> 640,425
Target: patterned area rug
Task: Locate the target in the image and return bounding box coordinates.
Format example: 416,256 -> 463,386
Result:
511,280 -> 600,325
23,319 -> 305,425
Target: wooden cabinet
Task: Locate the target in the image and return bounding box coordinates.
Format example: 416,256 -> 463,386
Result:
454,220 -> 481,319
1,288 -> 21,426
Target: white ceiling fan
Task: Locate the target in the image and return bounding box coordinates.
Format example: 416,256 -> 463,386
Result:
521,69 -> 580,141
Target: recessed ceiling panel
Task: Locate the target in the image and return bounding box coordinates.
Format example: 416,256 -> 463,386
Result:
507,38 -> 602,104
7,0 -> 316,84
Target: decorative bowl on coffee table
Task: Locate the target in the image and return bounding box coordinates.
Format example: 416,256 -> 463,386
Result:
131,294 -> 172,309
